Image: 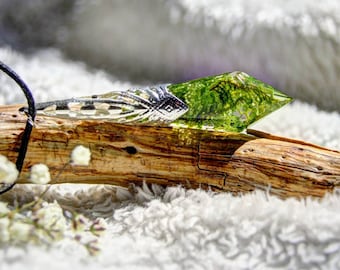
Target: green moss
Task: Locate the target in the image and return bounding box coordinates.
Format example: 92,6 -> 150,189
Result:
168,71 -> 292,132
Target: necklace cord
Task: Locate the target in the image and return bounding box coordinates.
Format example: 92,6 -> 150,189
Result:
0,61 -> 36,194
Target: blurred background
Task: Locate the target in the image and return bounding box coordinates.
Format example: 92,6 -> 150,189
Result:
0,0 -> 339,111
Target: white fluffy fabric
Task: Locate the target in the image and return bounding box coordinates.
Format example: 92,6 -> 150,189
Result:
1,45 -> 340,270
0,0 -> 340,268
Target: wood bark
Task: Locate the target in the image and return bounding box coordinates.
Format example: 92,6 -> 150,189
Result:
0,104 -> 339,198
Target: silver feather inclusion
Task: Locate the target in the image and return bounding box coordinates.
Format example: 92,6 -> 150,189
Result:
34,85 -> 188,123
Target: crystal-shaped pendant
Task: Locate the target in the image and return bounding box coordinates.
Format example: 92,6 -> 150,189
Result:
32,71 -> 291,132
168,71 -> 292,132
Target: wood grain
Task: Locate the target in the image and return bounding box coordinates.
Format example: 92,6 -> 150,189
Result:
1,104 -> 339,198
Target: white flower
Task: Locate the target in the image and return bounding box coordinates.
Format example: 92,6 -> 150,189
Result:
71,145 -> 91,166
0,154 -> 19,184
0,201 -> 10,214
35,201 -> 67,234
72,213 -> 89,232
30,164 -> 51,184
9,221 -> 32,242
91,218 -> 107,236
0,217 -> 10,242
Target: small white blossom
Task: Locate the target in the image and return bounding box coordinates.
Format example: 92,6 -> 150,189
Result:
72,213 -> 89,232
71,145 -> 91,166
36,201 -> 67,235
0,201 -> 10,214
0,154 -> 19,184
30,164 -> 51,184
91,218 -> 107,237
9,221 -> 32,242
0,217 -> 10,242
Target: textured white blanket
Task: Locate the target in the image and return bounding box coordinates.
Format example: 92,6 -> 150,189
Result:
0,0 -> 340,269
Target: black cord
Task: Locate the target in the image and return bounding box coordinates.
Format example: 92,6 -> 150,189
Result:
0,61 -> 36,194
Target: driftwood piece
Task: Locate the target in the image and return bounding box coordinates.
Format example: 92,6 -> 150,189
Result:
0,104 -> 339,198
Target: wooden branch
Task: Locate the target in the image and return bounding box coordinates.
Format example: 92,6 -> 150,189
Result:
1,104 -> 339,198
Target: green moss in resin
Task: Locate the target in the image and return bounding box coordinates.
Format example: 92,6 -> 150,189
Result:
168,71 -> 292,132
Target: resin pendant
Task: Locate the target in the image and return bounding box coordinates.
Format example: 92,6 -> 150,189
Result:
168,71 -> 292,132
31,71 -> 291,132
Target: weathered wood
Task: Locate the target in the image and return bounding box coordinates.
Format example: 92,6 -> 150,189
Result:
0,104 -> 339,198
